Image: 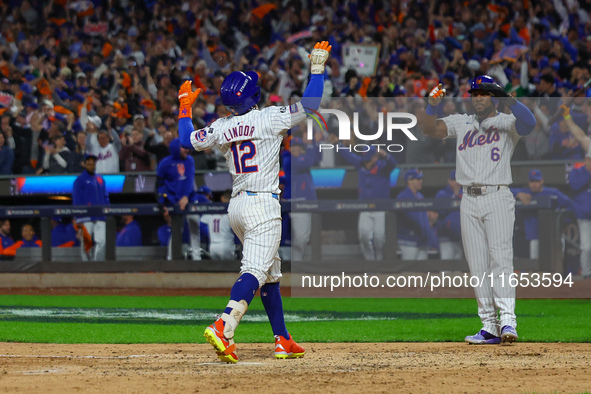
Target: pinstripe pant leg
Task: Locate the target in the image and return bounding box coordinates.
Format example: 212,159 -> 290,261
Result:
461,194 -> 499,335
483,189 -> 517,328
229,195 -> 282,287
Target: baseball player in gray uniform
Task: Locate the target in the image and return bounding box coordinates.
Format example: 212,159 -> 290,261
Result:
424,76 -> 536,344
178,41 -> 332,362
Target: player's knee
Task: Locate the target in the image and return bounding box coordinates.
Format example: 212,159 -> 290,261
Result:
241,268 -> 266,288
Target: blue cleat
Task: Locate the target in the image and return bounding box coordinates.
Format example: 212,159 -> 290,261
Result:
501,325 -> 518,344
465,330 -> 502,345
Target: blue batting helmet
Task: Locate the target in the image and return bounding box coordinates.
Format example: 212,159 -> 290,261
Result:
468,75 -> 501,94
220,71 -> 261,116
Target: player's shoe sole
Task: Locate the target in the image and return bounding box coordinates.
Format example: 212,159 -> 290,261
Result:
274,334 -> 305,359
204,326 -> 238,364
501,332 -> 518,344
465,337 -> 502,345
501,326 -> 518,344
275,351 -> 305,359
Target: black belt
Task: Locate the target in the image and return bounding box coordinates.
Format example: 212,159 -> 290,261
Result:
465,185 -> 504,196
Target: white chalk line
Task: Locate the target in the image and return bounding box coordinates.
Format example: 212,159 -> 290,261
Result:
0,354 -> 148,360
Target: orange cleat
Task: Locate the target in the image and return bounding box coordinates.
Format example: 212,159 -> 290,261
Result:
203,318 -> 238,364
274,334 -> 305,359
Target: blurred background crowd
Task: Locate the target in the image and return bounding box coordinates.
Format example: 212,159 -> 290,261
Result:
1,0 -> 591,176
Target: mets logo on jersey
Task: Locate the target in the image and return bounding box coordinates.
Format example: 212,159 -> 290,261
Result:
458,127 -> 500,151
196,128 -> 207,142
177,163 -> 186,179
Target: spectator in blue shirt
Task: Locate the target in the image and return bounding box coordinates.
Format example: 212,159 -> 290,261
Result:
51,217 -> 80,248
569,160 -> 591,279
435,170 -> 463,260
116,215 -> 143,247
157,138 -> 201,260
72,154 -> 110,261
511,169 -> 574,259
396,169 -> 438,261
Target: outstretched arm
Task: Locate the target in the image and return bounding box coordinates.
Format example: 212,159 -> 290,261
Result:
176,81 -> 216,151
561,104 -> 591,156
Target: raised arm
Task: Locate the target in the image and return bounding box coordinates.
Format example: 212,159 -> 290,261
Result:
423,84 -> 449,140
176,82 -> 217,152
269,41 -> 332,133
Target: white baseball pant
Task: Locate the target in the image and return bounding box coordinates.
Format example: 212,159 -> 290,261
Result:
399,244 -> 428,261
440,240 -> 464,260
358,211 -> 386,260
290,212 -> 311,261
461,187 -> 517,336
80,221 -> 106,262
209,243 -> 235,260
228,192 -> 282,287
186,214 -> 201,261
529,239 -> 539,260
578,219 -> 591,276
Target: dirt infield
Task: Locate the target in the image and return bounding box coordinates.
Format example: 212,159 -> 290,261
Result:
0,342 -> 589,393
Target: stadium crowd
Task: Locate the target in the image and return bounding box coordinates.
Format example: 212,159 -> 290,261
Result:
0,0 -> 591,175
0,0 -> 590,275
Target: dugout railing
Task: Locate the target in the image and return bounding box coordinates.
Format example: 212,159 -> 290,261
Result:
0,195 -> 562,274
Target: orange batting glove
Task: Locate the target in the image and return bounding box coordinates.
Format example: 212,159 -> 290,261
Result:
309,41 -> 332,74
560,104 -> 571,120
428,83 -> 446,106
178,80 -> 202,119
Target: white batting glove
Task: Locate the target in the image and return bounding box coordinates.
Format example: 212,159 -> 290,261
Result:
428,83 -> 446,106
309,41 -> 332,75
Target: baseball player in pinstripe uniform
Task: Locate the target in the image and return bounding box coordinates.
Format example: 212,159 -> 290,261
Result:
424,76 -> 536,344
200,191 -> 237,260
178,41 -> 332,363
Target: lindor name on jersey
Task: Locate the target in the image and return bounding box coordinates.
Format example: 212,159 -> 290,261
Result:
223,125 -> 256,142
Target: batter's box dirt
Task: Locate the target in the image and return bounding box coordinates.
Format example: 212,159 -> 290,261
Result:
0,342 -> 589,393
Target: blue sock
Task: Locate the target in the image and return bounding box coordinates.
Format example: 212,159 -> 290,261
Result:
223,273 -> 259,315
260,282 -> 289,338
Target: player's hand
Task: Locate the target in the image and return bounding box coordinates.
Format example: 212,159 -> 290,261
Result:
428,84 -> 446,106
309,41 -> 332,75
516,192 -> 532,205
179,196 -> 189,211
560,104 -> 571,120
178,80 -> 201,108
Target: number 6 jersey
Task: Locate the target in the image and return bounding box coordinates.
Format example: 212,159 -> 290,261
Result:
442,112 -> 520,186
189,102 -> 306,197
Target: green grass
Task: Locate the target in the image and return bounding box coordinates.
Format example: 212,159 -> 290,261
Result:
0,296 -> 588,343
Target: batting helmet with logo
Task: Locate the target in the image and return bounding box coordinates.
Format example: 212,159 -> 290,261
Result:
220,71 -> 261,116
468,75 -> 502,94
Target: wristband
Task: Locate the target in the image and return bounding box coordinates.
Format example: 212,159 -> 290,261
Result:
179,106 -> 192,120
426,103 -> 440,116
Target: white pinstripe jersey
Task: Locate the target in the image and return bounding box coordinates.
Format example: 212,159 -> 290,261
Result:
201,214 -> 235,246
442,112 -> 520,186
190,102 -> 306,197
